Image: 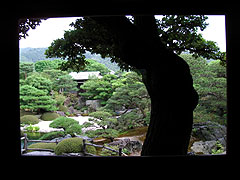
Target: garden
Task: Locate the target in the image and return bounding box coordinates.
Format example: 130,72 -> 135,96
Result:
20,53 -> 227,156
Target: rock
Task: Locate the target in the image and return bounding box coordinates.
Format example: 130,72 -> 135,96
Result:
192,121 -> 226,144
56,111 -> 66,117
75,135 -> 93,142
108,138 -> 142,153
23,151 -> 56,156
86,100 -> 101,111
108,138 -> 131,147
68,106 -> 76,114
50,134 -> 72,142
191,140 -> 218,154
124,140 -> 142,153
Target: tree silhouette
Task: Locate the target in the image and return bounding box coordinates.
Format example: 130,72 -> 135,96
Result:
19,15 -> 225,155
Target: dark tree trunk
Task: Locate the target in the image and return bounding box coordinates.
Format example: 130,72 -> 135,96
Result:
140,52 -> 199,155
92,15 -> 199,155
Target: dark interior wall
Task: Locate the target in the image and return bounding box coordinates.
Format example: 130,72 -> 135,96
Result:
5,1 -> 237,163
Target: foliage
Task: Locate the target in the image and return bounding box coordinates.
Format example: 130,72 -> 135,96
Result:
27,142 -> 57,152
24,73 -> 53,94
24,124 -> 40,132
156,15 -> 225,62
34,59 -> 63,72
41,69 -> 68,81
40,112 -> 60,121
18,18 -> 46,40
20,85 -> 57,112
53,92 -> 67,106
103,72 -> 150,130
45,16 -> 225,72
19,62 -> 34,80
49,116 -> 79,130
181,54 -> 227,125
80,74 -> 118,105
20,47 -> 119,72
53,74 -> 78,94
211,141 -> 224,154
49,116 -> 82,135
81,59 -> 110,75
20,48 -> 58,63
99,144 -> 119,156
65,123 -> 82,135
83,111 -> 118,141
39,131 -> 66,140
58,105 -> 68,113
20,115 -> 39,125
54,137 -> 96,155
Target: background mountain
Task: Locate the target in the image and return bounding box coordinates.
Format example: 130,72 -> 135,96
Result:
20,47 -> 120,72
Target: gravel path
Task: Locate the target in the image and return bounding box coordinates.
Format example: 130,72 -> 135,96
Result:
21,116 -> 101,133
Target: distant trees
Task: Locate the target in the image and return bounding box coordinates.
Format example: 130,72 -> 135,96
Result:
181,54 -> 227,125
83,111 -> 119,142
80,74 -> 119,105
19,62 -> 34,79
19,60 -> 78,113
19,58 -> 116,113
34,59 -> 63,72
20,85 -> 57,112
84,59 -> 110,75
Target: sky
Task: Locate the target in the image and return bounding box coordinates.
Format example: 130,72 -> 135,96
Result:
19,15 -> 226,52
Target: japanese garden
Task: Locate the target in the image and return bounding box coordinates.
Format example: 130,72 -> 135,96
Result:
19,15 -> 227,156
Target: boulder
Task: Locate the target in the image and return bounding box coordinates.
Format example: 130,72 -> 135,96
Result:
108,138 -> 142,153
192,121 -> 226,144
86,100 -> 101,111
56,111 -> 66,117
191,140 -> 218,154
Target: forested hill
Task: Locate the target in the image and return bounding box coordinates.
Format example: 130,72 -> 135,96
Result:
20,47 -> 120,72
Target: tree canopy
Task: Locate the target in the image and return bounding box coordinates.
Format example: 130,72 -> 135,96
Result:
44,15 -> 226,72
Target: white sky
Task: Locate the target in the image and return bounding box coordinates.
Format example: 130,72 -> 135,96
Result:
19,15 -> 226,52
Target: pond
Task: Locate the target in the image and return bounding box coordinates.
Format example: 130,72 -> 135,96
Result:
20,131 -> 46,149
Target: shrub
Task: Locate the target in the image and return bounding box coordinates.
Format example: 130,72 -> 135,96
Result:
40,112 -> 60,121
54,137 -> 96,155
66,124 -> 82,136
39,131 -> 66,140
49,116 -> 79,130
20,110 -> 37,117
20,115 -> 39,125
27,142 -> 57,152
25,124 -> 40,132
58,105 -> 68,113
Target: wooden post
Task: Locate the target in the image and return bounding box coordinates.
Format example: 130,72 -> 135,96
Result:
83,139 -> 86,156
119,148 -> 122,156
24,133 -> 28,152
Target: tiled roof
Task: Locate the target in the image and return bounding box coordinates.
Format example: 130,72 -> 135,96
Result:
69,71 -> 102,80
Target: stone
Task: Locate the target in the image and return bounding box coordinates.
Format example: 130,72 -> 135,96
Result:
75,135 -> 93,142
108,138 -> 142,153
56,111 -> 66,117
23,151 -> 56,156
191,140 -> 218,154
86,100 -> 101,111
68,106 -> 76,114
50,134 -> 72,143
192,121 -> 226,144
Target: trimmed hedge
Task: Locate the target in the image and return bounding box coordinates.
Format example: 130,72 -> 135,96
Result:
27,142 -> 57,152
20,115 -> 39,125
58,105 -> 68,113
40,112 -> 60,121
54,137 -> 96,155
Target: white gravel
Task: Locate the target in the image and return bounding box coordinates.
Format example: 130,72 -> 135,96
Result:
21,116 -> 102,133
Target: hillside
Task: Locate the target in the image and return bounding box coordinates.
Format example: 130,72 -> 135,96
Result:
20,47 -> 120,72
